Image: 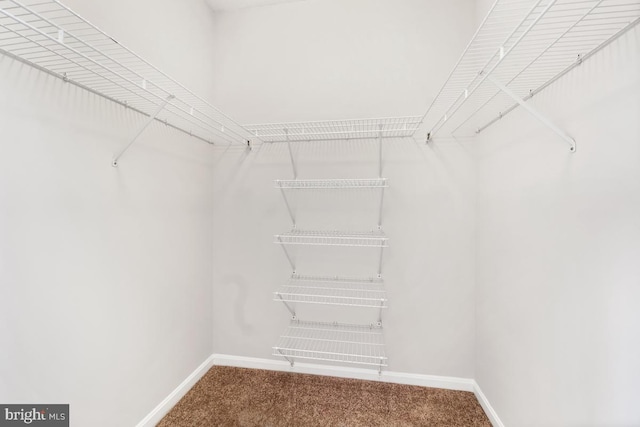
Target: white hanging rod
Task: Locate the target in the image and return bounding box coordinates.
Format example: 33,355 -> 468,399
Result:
418,0 -> 640,146
0,0 -> 257,147
275,178 -> 389,189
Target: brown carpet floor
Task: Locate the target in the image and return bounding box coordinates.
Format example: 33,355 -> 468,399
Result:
158,366 -> 491,427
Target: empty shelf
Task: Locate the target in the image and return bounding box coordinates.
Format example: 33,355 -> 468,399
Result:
273,321 -> 387,367
275,275 -> 387,308
421,0 -> 640,140
274,230 -> 388,247
246,117 -> 421,142
0,0 -> 254,146
275,178 -> 388,190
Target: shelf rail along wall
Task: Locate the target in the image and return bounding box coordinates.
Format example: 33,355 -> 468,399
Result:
0,0 -> 258,165
417,0 -> 640,152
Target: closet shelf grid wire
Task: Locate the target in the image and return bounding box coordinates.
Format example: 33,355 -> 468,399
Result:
275,230 -> 388,248
273,321 -> 387,367
0,0 -> 255,146
275,275 -> 387,308
419,0 -> 640,145
246,117 -> 421,142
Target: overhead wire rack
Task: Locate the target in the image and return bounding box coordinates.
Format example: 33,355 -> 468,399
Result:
419,0 -> 640,150
0,0 -> 256,150
273,320 -> 387,369
274,275 -> 387,308
245,116 -> 421,142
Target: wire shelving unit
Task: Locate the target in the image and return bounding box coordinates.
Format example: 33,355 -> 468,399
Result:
246,116 -> 420,142
419,0 -> 640,151
273,321 -> 387,369
0,0 -> 256,157
274,230 -> 388,248
275,178 -> 389,190
274,275 -> 387,308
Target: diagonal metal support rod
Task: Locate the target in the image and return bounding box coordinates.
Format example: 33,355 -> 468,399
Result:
276,293 -> 296,318
277,349 -> 294,367
377,246 -> 384,278
377,187 -> 385,230
277,237 -> 296,272
487,75 -> 576,153
378,124 -> 383,177
279,187 -> 296,226
112,95 -> 174,166
285,128 -> 298,178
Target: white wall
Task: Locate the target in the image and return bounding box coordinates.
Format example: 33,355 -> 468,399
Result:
0,1 -> 217,426
210,0 -> 479,378
210,0 -> 476,123
474,22 -> 640,427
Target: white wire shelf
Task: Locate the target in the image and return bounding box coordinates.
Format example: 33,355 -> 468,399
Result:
420,0 -> 640,140
274,275 -> 387,308
275,178 -> 389,190
274,230 -> 388,247
273,320 -> 387,367
245,116 -> 421,142
0,0 -> 255,146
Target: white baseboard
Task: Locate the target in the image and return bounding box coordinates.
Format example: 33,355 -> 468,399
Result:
136,353 -> 504,427
473,380 -> 505,427
135,354 -> 215,427
211,353 -> 475,392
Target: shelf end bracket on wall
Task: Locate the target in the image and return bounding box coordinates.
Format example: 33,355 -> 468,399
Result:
276,348 -> 294,367
486,75 -> 576,153
112,95 -> 175,167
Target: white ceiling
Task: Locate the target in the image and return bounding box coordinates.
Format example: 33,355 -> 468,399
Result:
205,0 -> 311,12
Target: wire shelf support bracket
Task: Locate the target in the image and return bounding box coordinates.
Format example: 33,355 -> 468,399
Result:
486,74 -> 576,151
112,95 -> 174,166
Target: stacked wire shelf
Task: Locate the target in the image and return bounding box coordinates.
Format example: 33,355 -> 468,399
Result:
274,230 -> 388,248
274,275 -> 387,308
273,321 -> 387,367
270,129 -> 391,371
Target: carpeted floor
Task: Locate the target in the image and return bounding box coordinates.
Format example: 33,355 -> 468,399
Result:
158,366 -> 491,426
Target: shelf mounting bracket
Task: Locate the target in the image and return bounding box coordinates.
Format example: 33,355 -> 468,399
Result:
279,186 -> 296,226
277,236 -> 296,272
112,95 -> 175,166
378,124 -> 383,177
284,128 -> 298,178
276,349 -> 294,367
486,75 -> 576,153
276,293 -> 296,318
